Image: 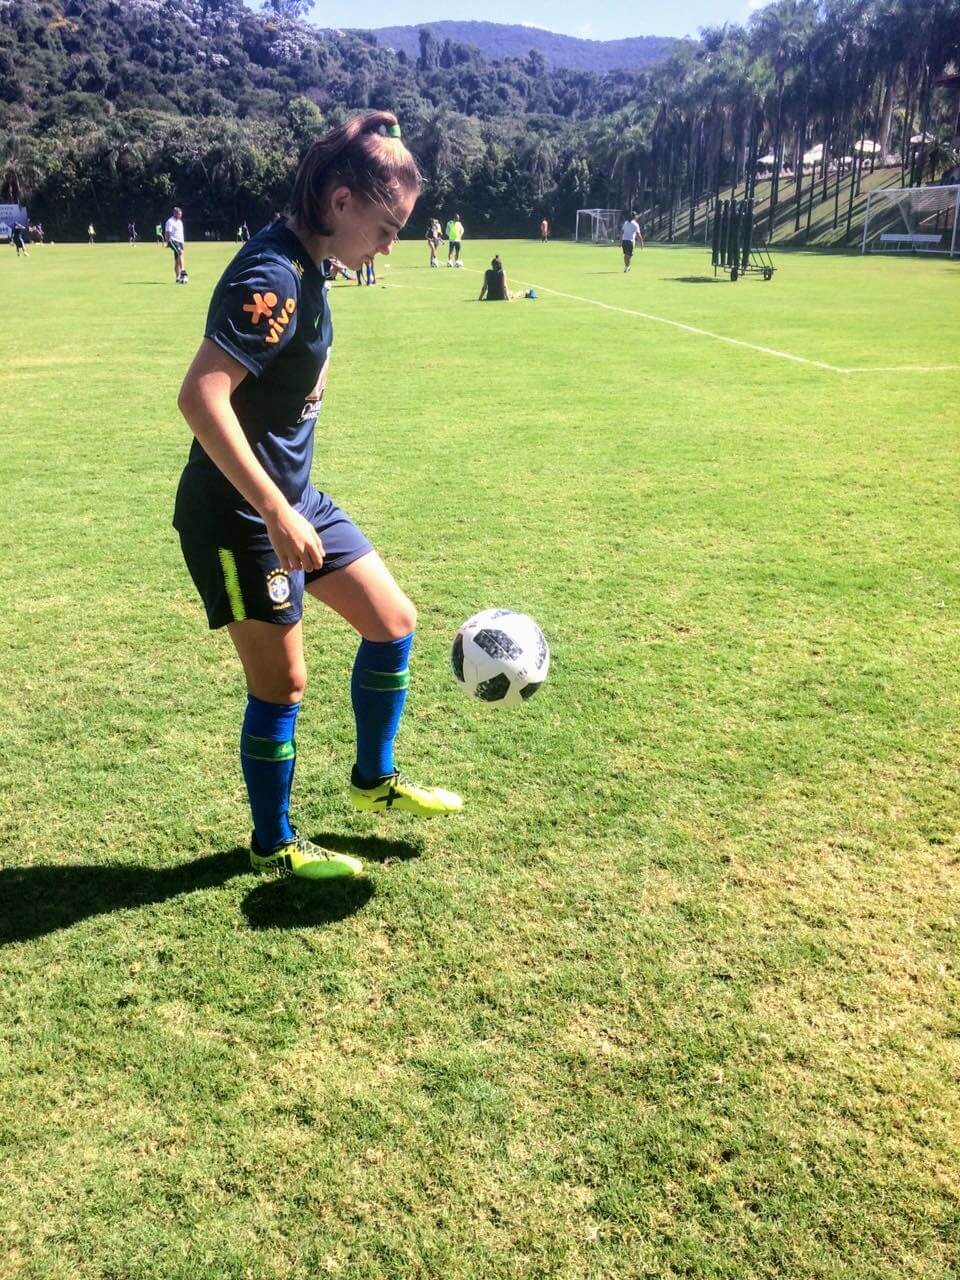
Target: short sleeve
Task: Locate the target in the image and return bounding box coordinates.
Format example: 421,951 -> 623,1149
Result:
205,257 -> 301,377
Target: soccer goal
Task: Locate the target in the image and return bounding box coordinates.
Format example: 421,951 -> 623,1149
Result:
575,208 -> 623,244
861,185 -> 960,257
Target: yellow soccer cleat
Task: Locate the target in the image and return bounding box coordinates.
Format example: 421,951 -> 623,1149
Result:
350,769 -> 463,817
250,832 -> 364,880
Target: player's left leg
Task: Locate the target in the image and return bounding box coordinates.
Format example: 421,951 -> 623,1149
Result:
307,549 -> 463,817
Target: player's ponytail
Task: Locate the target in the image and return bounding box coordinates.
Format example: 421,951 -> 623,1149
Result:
291,110 -> 421,235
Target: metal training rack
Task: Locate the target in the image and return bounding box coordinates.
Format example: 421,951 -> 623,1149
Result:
711,198 -> 776,281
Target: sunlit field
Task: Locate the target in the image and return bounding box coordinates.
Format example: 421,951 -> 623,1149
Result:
1,237 -> 958,1279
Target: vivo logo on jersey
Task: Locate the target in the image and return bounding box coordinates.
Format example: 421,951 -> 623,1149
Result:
241,290 -> 297,344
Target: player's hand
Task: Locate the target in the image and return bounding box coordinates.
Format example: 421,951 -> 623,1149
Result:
264,505 -> 324,573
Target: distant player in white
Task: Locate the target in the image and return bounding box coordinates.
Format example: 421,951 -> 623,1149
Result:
164,206 -> 188,284
621,213 -> 643,273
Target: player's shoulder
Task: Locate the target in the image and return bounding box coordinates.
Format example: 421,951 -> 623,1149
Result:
223,236 -> 305,294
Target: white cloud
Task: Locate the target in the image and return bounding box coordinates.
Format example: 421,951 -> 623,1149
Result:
519,21 -> 549,29
746,0 -> 774,9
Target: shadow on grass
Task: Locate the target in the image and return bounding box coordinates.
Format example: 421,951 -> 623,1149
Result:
242,875 -> 373,929
666,276 -> 724,284
1,834 -> 420,944
0,848 -> 248,945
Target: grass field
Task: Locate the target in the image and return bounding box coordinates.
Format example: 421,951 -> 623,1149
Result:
1,238 -> 959,1279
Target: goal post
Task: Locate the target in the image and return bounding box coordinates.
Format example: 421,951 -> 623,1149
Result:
575,208 -> 623,244
861,185 -> 960,257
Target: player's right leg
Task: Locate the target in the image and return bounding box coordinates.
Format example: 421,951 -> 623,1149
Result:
176,526 -> 364,879
227,619 -> 361,879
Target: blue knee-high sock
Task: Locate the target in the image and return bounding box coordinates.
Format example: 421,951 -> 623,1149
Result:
240,694 -> 301,852
351,633 -> 414,786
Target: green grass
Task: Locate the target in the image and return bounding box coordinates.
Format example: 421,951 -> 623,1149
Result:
1,239 -> 958,1280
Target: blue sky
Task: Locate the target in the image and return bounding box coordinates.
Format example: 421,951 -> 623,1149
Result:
266,1 -> 769,42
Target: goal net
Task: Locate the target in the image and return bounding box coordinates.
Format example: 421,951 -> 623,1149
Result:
861,185 -> 960,256
575,208 -> 623,244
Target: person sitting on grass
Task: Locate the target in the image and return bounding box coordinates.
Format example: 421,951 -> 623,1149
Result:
477,255 -> 530,302
324,255 -> 355,283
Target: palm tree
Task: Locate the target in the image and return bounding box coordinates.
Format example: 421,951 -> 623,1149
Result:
0,134 -> 42,205
522,135 -> 558,199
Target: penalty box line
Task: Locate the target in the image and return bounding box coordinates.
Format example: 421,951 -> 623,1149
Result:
460,268 -> 958,376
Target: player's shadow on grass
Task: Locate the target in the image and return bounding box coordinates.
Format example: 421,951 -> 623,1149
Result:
0,834 -> 420,944
241,832 -> 419,930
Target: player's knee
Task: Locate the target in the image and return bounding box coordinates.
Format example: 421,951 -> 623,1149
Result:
257,663 -> 306,704
383,597 -> 417,639
285,663 -> 308,702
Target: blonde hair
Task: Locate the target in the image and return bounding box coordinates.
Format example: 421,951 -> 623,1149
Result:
291,110 -> 421,235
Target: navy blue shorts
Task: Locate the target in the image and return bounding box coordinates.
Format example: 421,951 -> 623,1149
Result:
177,489 -> 372,630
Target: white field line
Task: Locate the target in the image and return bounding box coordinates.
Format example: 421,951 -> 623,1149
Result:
457,267 -> 959,376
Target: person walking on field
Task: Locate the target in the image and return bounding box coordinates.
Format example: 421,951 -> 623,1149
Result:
172,110 -> 463,883
164,205 -> 188,284
12,222 -> 28,257
539,217 -> 549,243
445,213 -> 464,266
620,212 -> 643,272
87,223 -> 96,244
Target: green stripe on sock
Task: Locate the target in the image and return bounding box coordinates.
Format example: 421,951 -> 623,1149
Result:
218,548 -> 247,622
241,733 -> 296,761
358,669 -> 410,692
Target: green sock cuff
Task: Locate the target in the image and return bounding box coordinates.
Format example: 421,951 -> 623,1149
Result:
357,669 -> 410,692
241,733 -> 296,761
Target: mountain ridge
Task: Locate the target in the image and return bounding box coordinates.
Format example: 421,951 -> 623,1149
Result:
365,20 -> 681,73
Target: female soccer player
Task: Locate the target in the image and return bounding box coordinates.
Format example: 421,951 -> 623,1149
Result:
426,217 -> 441,267
174,111 -> 462,881
477,255 -> 525,301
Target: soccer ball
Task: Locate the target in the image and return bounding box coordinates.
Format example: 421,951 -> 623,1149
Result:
451,609 -> 550,705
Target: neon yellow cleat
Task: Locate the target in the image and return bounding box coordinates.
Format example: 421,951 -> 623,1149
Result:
350,769 -> 464,817
250,833 -> 364,880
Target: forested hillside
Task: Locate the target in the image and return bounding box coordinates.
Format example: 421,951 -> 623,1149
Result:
1,0 -> 958,243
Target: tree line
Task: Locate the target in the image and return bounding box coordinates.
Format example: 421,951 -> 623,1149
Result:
1,0 -> 957,242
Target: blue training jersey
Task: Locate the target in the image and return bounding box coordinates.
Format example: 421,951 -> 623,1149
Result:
174,218 -> 333,528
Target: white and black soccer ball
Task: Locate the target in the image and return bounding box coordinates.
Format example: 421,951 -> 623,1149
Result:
451,609 -> 550,706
